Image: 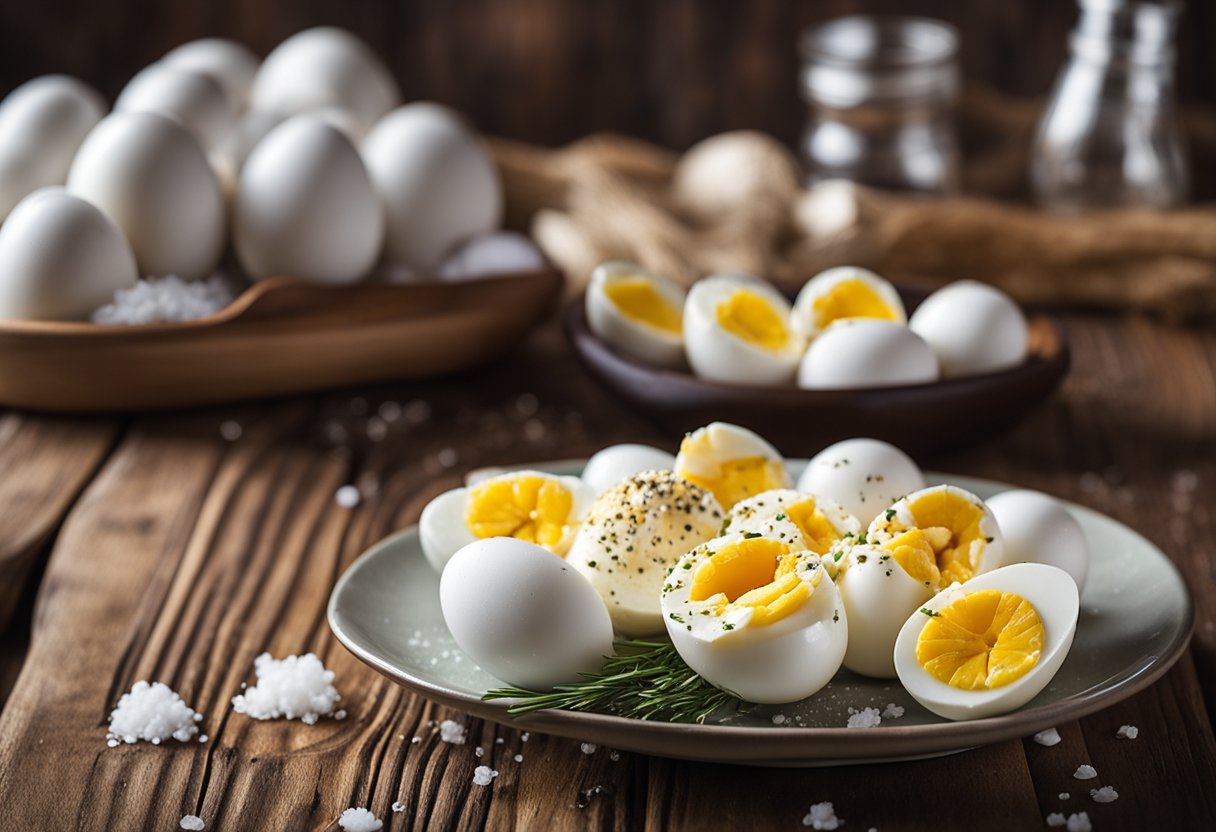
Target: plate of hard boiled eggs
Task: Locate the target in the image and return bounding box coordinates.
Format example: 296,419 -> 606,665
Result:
565,262 -> 1068,455
329,423 -> 1192,766
0,28 -> 561,411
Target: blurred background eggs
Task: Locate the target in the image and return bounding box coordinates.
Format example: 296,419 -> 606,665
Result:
114,62 -> 236,155
162,38 -> 259,110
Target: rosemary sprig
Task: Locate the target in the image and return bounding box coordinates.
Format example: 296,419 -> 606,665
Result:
482,639 -> 748,724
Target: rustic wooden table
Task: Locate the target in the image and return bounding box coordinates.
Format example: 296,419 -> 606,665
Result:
0,310 -> 1212,831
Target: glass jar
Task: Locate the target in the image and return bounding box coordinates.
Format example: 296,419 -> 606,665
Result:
799,16 -> 961,193
1031,0 -> 1188,213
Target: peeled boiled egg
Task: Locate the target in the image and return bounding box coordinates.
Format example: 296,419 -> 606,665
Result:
585,261 -> 686,369
163,38 -> 260,109
837,541 -> 935,678
792,266 -> 906,341
419,470 -> 594,573
67,112 -> 225,280
581,443 -> 677,494
798,318 -> 938,389
0,75 -> 105,222
797,438 -> 926,526
0,188 -> 136,320
566,470 -> 723,636
249,27 -> 401,133
909,280 -> 1029,377
986,490 -> 1089,593
437,231 -> 546,281
440,537 -> 614,690
722,489 -> 860,555
661,534 -> 847,704
684,274 -> 804,384
362,103 -> 502,271
674,422 -> 792,511
114,63 -> 236,154
894,563 -> 1079,720
234,115 -> 384,284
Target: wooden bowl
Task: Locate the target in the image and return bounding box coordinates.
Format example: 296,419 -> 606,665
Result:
564,287 -> 1069,457
0,268 -> 562,412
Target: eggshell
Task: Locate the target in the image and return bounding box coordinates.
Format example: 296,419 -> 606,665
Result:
163,38 -> 260,109
909,280 -> 1029,377
797,438 -> 925,526
67,112 -> 225,280
684,273 -> 803,385
440,537 -> 614,689
438,231 -> 545,281
798,318 -> 939,389
585,261 -> 687,369
362,103 -> 502,270
0,75 -> 105,222
234,116 -> 383,284
115,63 -> 236,153
986,489 -> 1089,592
0,188 -> 136,320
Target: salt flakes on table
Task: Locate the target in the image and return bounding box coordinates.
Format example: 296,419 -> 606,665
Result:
337,807 -> 382,832
880,702 -> 904,720
91,274 -> 235,325
580,742 -> 597,754
1116,724 -> 1139,740
472,765 -> 499,786
230,652 -> 341,724
106,680 -> 203,746
391,801 -> 406,813
334,485 -> 361,508
1033,727 -> 1062,746
1090,786 -> 1119,803
802,801 -> 844,830
439,720 -> 467,745
1073,765 -> 1098,780
1065,812 -> 1092,832
846,707 -> 881,728
179,815 -> 205,830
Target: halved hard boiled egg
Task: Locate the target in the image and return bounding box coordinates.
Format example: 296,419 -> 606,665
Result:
684,274 -> 805,384
722,489 -> 860,556
797,437 -> 926,526
585,261 -> 687,368
419,470 -> 594,572
674,422 -> 792,511
580,443 -> 676,495
792,266 -> 906,341
661,533 -> 847,704
894,563 -> 1079,720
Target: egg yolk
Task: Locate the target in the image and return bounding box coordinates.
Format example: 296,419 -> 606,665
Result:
916,589 -> 1044,690
676,449 -> 785,514
812,278 -> 899,329
882,491 -> 988,586
465,475 -> 574,553
786,498 -> 842,554
715,289 -> 791,351
689,537 -> 813,627
603,277 -> 683,335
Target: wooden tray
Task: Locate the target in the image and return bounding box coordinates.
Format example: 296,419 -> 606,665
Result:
0,268 -> 562,412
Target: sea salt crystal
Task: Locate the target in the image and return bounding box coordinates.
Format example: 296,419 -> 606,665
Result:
514,754 -> 523,762
1034,728 -> 1062,746
802,801 -> 843,830
411,736 -> 422,745
474,746 -> 484,758
846,707 -> 882,729
1090,786 -> 1119,803
1059,793 -> 1070,800
230,652 -> 341,724
439,720 -> 467,744
472,765 -> 498,786
1066,812 -> 1092,832
337,807 -> 382,832
92,274 -> 235,325
772,714 -> 787,725
609,750 -> 620,761
391,802 -> 406,813
107,681 -> 202,746
1116,724 -> 1139,740
580,742 -> 597,754
334,709 -> 347,720
1047,813 -> 1067,827
335,485 -> 361,508
881,703 -> 904,720
1073,765 -> 1098,780
219,421 -> 242,441
179,815 -> 205,830
520,732 -> 529,742
198,734 -> 208,744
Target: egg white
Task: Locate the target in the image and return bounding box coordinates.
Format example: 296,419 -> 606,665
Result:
792,266 -> 906,341
987,490 -> 1089,593
585,261 -> 687,369
684,274 -> 804,385
797,437 -> 926,526
798,318 -> 939,389
908,280 -> 1029,377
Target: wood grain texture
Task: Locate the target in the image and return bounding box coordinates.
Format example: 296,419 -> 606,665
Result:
0,313 -> 1212,830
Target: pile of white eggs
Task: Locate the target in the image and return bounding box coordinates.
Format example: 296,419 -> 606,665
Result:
0,28 -> 546,322
585,261 -> 1032,387
425,423 -> 1090,720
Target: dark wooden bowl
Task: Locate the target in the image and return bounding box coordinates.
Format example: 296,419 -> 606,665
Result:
563,286 -> 1069,458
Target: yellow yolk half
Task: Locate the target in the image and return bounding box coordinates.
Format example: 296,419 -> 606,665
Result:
677,457 -> 785,512
465,475 -> 574,553
916,589 -> 1044,690
715,289 -> 790,351
689,537 -> 814,627
887,491 -> 988,586
786,498 -> 843,555
812,278 -> 899,328
603,277 -> 683,335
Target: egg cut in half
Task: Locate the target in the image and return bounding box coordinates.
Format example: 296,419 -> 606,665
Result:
684,274 -> 805,384
894,562 -> 1079,720
566,470 -> 723,636
661,533 -> 847,704
419,470 -> 594,572
674,422 -> 792,511
792,266 -> 906,341
721,489 -> 860,557
585,260 -> 687,369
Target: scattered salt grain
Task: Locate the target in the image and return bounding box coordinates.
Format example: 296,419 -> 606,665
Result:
334,485 -> 361,508
1047,813 -> 1067,827
521,732 -> 529,742
198,734 -> 208,744
337,807 -> 382,832
1116,724 -> 1139,740
846,707 -> 882,729
802,801 -> 844,830
514,753 -> 523,762
495,737 -> 504,745
391,802 -> 406,813
474,746 -> 484,758
1090,786 -> 1119,803
881,702 -> 905,720
334,709 -> 347,720
179,815 -> 205,830
107,680 -> 203,746
1073,765 -> 1098,780
92,274 -> 235,325
439,720 -> 467,745
580,742 -> 597,754
230,652 -> 341,724
772,714 -> 787,725
411,736 -> 422,745
219,421 -> 242,441
1066,812 -> 1092,832
1059,793 -> 1070,800
472,765 -> 499,786
609,750 -> 620,762
1033,728 -> 1062,747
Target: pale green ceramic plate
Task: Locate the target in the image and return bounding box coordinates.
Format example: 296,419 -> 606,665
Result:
328,463 -> 1193,766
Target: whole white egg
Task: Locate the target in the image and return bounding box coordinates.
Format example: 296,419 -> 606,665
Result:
67,112 -> 225,280
115,63 -> 236,154
249,27 -> 401,133
163,38 -> 260,109
908,280 -> 1029,377
0,187 -> 136,320
438,231 -> 546,281
837,543 -> 936,678
684,274 -> 804,385
792,266 -> 906,341
894,563 -> 1079,720
797,437 -> 925,526
234,116 -> 384,284
0,75 -> 105,222
798,318 -> 939,389
581,443 -> 677,494
986,489 -> 1089,593
440,537 -> 614,690
362,102 -> 503,271
585,261 -> 687,369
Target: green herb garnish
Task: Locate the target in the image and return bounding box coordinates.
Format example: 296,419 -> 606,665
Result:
919,607 -> 941,618
742,531 -> 763,539
884,508 -> 896,521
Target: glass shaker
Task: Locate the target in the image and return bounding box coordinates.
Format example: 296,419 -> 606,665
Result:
1031,0 -> 1188,213
799,16 -> 961,193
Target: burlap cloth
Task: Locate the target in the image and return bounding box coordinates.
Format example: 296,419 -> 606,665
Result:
489,86 -> 1216,322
